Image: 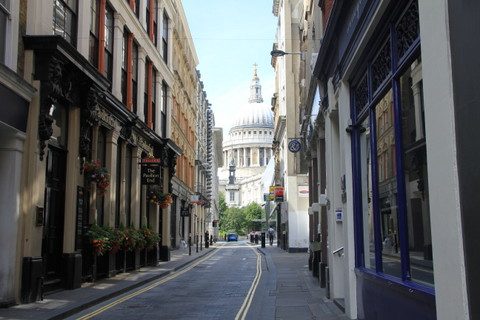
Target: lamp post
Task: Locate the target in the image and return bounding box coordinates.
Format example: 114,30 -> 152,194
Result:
270,49 -> 304,59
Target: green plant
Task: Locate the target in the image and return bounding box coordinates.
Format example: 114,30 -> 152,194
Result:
131,228 -> 146,250
141,227 -> 161,249
87,224 -> 113,255
110,228 -> 125,254
116,226 -> 134,251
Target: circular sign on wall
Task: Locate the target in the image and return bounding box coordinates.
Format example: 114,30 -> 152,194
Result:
288,139 -> 302,153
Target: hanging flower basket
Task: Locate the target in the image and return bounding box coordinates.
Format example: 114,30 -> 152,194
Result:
148,186 -> 173,208
83,160 -> 110,195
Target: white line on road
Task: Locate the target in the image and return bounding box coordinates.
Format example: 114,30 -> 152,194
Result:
235,246 -> 262,320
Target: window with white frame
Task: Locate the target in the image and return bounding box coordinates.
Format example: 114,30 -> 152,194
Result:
53,0 -> 78,45
162,11 -> 169,64
0,0 -> 10,63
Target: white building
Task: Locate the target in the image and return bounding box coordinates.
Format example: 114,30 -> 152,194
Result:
219,66 -> 274,208
271,0 -> 310,252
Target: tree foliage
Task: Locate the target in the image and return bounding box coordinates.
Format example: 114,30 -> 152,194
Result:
218,194 -> 264,236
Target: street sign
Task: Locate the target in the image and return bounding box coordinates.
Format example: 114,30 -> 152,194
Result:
274,186 -> 284,202
141,158 -> 161,185
288,139 -> 302,153
181,207 -> 190,217
269,186 -> 275,201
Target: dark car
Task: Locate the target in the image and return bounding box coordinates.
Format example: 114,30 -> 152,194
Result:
227,233 -> 238,241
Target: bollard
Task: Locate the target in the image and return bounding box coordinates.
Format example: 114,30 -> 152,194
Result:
261,232 -> 266,248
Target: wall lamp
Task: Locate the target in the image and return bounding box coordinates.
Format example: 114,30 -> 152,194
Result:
270,49 -> 304,59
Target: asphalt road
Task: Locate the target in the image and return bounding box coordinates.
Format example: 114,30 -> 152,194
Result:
68,241 -> 264,320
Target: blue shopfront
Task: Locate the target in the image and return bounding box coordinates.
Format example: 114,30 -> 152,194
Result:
314,0 -> 436,318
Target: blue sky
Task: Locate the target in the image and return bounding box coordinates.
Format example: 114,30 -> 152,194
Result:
182,0 -> 277,135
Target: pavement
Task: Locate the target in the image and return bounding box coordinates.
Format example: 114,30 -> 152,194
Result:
255,243 -> 349,320
0,241 -> 348,320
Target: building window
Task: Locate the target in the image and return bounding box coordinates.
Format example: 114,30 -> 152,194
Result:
104,4 -> 114,81
162,11 -> 169,64
121,29 -> 128,105
144,59 -> 149,126
352,0 -> 432,287
230,191 -> 234,202
153,1 -> 158,46
152,67 -> 157,130
132,41 -> 139,114
89,1 -> 113,81
0,0 -> 9,63
161,81 -> 168,138
259,147 -> 264,166
49,103 -> 68,148
145,0 -> 150,34
88,0 -> 99,67
133,0 -> 140,18
53,0 -> 77,45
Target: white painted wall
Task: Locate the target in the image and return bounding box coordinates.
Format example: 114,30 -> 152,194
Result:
419,1 -> 469,319
286,175 -> 309,249
338,81 -> 357,319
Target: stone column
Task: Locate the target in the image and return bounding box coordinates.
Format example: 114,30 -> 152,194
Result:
137,48 -> 146,122
243,147 -> 247,167
166,91 -> 173,139
132,147 -> 142,229
167,20 -> 174,69
162,167 -> 170,247
91,126 -> 99,222
76,0 -> 91,58
63,107 -> 81,252
106,130 -> 120,227
112,14 -> 126,100
26,0 -> 54,35
0,131 -> 25,304
139,0 -> 147,30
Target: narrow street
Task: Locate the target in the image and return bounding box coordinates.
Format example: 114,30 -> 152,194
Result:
61,241 -> 346,320
69,242 -> 259,319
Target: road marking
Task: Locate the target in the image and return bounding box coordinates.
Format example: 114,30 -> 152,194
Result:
76,249 -> 218,320
235,247 -> 262,320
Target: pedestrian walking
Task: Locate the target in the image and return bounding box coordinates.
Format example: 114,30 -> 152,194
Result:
268,226 -> 275,246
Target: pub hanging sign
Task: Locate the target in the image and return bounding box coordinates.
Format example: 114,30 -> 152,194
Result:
141,158 -> 161,185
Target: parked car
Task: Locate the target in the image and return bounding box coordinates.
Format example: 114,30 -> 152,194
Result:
227,233 -> 238,242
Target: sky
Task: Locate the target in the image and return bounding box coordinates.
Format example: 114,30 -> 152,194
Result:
182,0 -> 277,136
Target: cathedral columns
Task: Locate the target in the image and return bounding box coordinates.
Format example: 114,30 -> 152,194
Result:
243,147 -> 247,167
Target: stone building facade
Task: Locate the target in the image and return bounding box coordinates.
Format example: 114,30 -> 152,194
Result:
0,0 -> 202,306
169,0 -> 199,249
